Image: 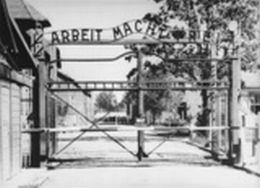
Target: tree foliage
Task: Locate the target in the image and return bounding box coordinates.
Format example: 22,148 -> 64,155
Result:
146,0 -> 259,70
125,0 -> 259,125
124,60 -> 185,123
143,64 -> 184,117
140,0 -> 258,126
95,92 -> 118,112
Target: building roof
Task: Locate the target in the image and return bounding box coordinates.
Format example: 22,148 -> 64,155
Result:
0,0 -> 18,55
0,0 -> 37,70
6,0 -> 51,27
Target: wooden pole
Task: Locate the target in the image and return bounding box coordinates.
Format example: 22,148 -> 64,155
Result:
137,130 -> 145,161
227,70 -> 233,163
31,66 -> 40,167
45,129 -> 50,162
224,92 -> 229,154
218,95 -> 222,150
210,31 -> 218,152
45,93 -> 51,162
31,60 -> 47,167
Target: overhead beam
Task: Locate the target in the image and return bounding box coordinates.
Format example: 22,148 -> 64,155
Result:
49,86 -> 230,92
241,87 -> 260,92
48,80 -> 230,92
51,57 -> 237,63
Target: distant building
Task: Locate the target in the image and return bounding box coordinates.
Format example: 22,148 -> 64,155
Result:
126,67 -> 202,125
157,85 -> 202,126
56,72 -> 94,127
239,71 -> 260,164
95,111 -> 129,125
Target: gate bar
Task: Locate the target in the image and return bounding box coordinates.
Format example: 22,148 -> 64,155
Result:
53,131 -> 88,157
51,112 -> 115,158
47,90 -> 137,158
22,125 -> 234,133
146,137 -> 169,156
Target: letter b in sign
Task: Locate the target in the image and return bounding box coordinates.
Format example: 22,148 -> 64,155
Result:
72,29 -> 80,42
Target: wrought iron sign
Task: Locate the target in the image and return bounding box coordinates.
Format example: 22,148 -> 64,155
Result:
46,19 -> 210,45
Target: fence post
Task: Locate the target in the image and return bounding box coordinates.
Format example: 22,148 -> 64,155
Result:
31,60 -> 47,167
257,113 -> 260,172
227,57 -> 241,165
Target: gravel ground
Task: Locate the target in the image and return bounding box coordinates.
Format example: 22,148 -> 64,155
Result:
41,131 -> 260,188
54,131 -> 218,167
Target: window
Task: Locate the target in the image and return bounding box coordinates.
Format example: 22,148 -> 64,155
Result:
250,95 -> 260,114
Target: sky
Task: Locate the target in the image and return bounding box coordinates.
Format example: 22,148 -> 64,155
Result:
27,0 -> 160,82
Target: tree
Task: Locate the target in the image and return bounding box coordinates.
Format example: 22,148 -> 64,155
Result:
95,92 -> 118,112
146,0 -> 259,69
144,64 -> 185,123
124,59 -> 185,124
124,0 -> 258,126
139,0 -> 259,127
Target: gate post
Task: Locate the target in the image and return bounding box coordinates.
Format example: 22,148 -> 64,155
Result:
227,54 -> 241,164
28,23 -> 47,167
257,113 -> 260,172
225,22 -> 242,164
31,59 -> 47,167
136,48 -> 146,161
231,28 -> 242,164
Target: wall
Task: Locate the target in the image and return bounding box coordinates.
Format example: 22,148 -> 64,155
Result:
0,55 -> 33,184
239,92 -> 260,165
0,80 -> 22,181
21,85 -> 33,167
